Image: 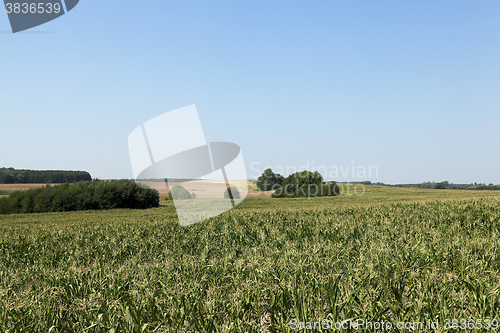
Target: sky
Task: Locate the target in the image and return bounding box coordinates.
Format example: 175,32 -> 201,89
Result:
0,1 -> 499,184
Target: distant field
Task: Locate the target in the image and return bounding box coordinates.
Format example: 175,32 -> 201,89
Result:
139,180 -> 261,199
8,182 -> 496,202
0,185 -> 500,331
242,184 -> 500,210
0,183 -> 63,198
0,183 -> 63,191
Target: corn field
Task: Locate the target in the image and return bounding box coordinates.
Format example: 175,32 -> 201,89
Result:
0,194 -> 500,332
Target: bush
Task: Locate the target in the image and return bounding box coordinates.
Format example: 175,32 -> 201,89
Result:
224,187 -> 240,199
0,180 -> 159,215
168,185 -> 192,200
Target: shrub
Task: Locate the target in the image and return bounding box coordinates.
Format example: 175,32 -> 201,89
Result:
0,180 -> 159,215
168,185 -> 192,200
224,187 -> 240,199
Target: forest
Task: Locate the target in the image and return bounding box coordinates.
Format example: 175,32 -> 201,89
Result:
0,167 -> 92,184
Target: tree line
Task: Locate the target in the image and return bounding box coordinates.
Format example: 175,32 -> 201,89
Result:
0,167 -> 92,184
344,180 -> 500,190
0,179 -> 159,215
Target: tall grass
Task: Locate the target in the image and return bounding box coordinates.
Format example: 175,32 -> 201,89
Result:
0,197 -> 499,331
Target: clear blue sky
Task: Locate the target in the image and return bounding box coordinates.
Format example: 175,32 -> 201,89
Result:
1,1 -> 499,184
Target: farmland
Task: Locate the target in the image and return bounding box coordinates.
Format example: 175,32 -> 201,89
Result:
1,185 -> 500,331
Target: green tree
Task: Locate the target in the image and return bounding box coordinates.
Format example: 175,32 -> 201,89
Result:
256,168 -> 285,191
272,171 -> 326,198
321,182 -> 339,196
435,182 -> 446,189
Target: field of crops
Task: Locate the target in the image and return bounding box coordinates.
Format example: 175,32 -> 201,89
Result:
1,186 -> 500,332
